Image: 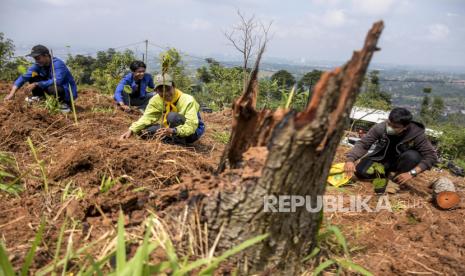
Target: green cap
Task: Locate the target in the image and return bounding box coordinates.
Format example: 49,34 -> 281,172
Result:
154,73 -> 173,89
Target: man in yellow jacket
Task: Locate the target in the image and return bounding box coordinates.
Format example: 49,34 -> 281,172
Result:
120,74 -> 205,144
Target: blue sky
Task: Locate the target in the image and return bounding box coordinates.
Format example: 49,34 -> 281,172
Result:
1,0 -> 464,67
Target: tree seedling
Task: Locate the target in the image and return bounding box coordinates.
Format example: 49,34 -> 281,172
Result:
366,162 -> 387,194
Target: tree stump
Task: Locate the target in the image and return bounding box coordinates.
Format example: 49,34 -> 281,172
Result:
201,21 -> 384,274
432,177 -> 460,209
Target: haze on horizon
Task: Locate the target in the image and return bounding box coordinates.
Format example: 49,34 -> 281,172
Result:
1,0 -> 464,69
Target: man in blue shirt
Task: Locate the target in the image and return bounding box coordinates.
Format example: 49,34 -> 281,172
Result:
5,45 -> 77,113
114,60 -> 154,112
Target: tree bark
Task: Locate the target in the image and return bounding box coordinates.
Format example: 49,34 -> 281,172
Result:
204,21 -> 384,274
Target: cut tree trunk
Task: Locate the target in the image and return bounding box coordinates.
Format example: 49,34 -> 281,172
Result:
432,177 -> 460,209
203,21 -> 384,274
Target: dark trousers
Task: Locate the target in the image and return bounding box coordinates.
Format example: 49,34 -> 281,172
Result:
122,92 -> 154,111
355,150 -> 422,179
30,76 -> 69,104
140,112 -> 200,144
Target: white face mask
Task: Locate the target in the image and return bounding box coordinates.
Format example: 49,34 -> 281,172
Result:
386,125 -> 398,135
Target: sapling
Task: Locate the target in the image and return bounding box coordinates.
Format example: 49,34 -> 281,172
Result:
26,137 -> 48,193
366,162 -> 387,193
284,85 -> 297,109
50,49 -> 59,100
68,84 -> 78,124
160,51 -> 175,129
43,94 -> 60,114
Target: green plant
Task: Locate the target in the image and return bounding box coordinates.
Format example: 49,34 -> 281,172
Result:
407,213 -> 419,225
0,57 -> 32,81
297,70 -> 323,91
437,123 -> 465,160
43,94 -> 61,114
61,181 -> 85,202
270,69 -> 296,89
257,78 -> 280,109
100,174 -> 117,193
159,48 -> 192,93
91,49 -> 136,94
195,60 -> 243,110
0,151 -> 23,196
0,32 -> 15,76
355,71 -> 391,112
304,224 -> 373,276
366,162 -> 387,192
66,54 -> 97,85
455,159 -> 465,171
390,199 -> 407,212
372,178 -> 386,189
91,106 -> 114,114
212,131 -> 230,144
26,137 -> 48,193
0,219 -> 45,276
284,85 -> 296,109
68,84 -> 78,124
30,211 -> 268,275
51,217 -> 68,275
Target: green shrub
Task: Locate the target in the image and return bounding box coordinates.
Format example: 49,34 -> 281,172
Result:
91,49 -> 136,94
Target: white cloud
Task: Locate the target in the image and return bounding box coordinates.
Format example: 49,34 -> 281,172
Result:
322,9 -> 347,27
273,20 -> 322,40
311,0 -> 342,6
352,0 -> 396,15
187,18 -> 212,30
1,0 -> 464,67
40,0 -> 70,6
428,23 -> 450,41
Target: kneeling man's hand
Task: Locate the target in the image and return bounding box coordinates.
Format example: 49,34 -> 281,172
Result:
394,172 -> 413,185
25,83 -> 38,93
156,128 -> 175,138
120,130 -> 133,140
344,161 -> 356,178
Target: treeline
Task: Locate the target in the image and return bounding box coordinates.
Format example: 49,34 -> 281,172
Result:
0,33 -> 464,167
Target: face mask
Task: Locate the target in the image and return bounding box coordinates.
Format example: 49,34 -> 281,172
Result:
386,125 -> 398,135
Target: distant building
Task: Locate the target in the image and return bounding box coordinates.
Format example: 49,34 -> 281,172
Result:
349,107 -> 389,132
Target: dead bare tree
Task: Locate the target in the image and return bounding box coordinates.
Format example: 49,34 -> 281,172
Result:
224,10 -> 272,87
200,21 -> 384,274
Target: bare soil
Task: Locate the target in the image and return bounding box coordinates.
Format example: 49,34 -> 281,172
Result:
0,81 -> 463,274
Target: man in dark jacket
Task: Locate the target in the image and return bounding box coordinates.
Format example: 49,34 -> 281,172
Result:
5,45 -> 77,113
344,107 -> 437,185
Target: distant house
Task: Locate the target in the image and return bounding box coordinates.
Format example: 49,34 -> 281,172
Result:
350,107 -> 389,125
349,107 -> 389,132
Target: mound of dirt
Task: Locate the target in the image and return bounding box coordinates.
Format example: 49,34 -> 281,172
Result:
328,146 -> 465,275
1,85 -> 464,275
0,87 -> 228,269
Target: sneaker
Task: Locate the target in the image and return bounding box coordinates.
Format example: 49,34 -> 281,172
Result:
60,103 -> 71,113
25,96 -> 41,104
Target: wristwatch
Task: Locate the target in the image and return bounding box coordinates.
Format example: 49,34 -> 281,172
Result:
409,169 -> 417,177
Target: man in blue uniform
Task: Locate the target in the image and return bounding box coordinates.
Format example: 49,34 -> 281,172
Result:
114,60 -> 154,112
5,45 -> 78,113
